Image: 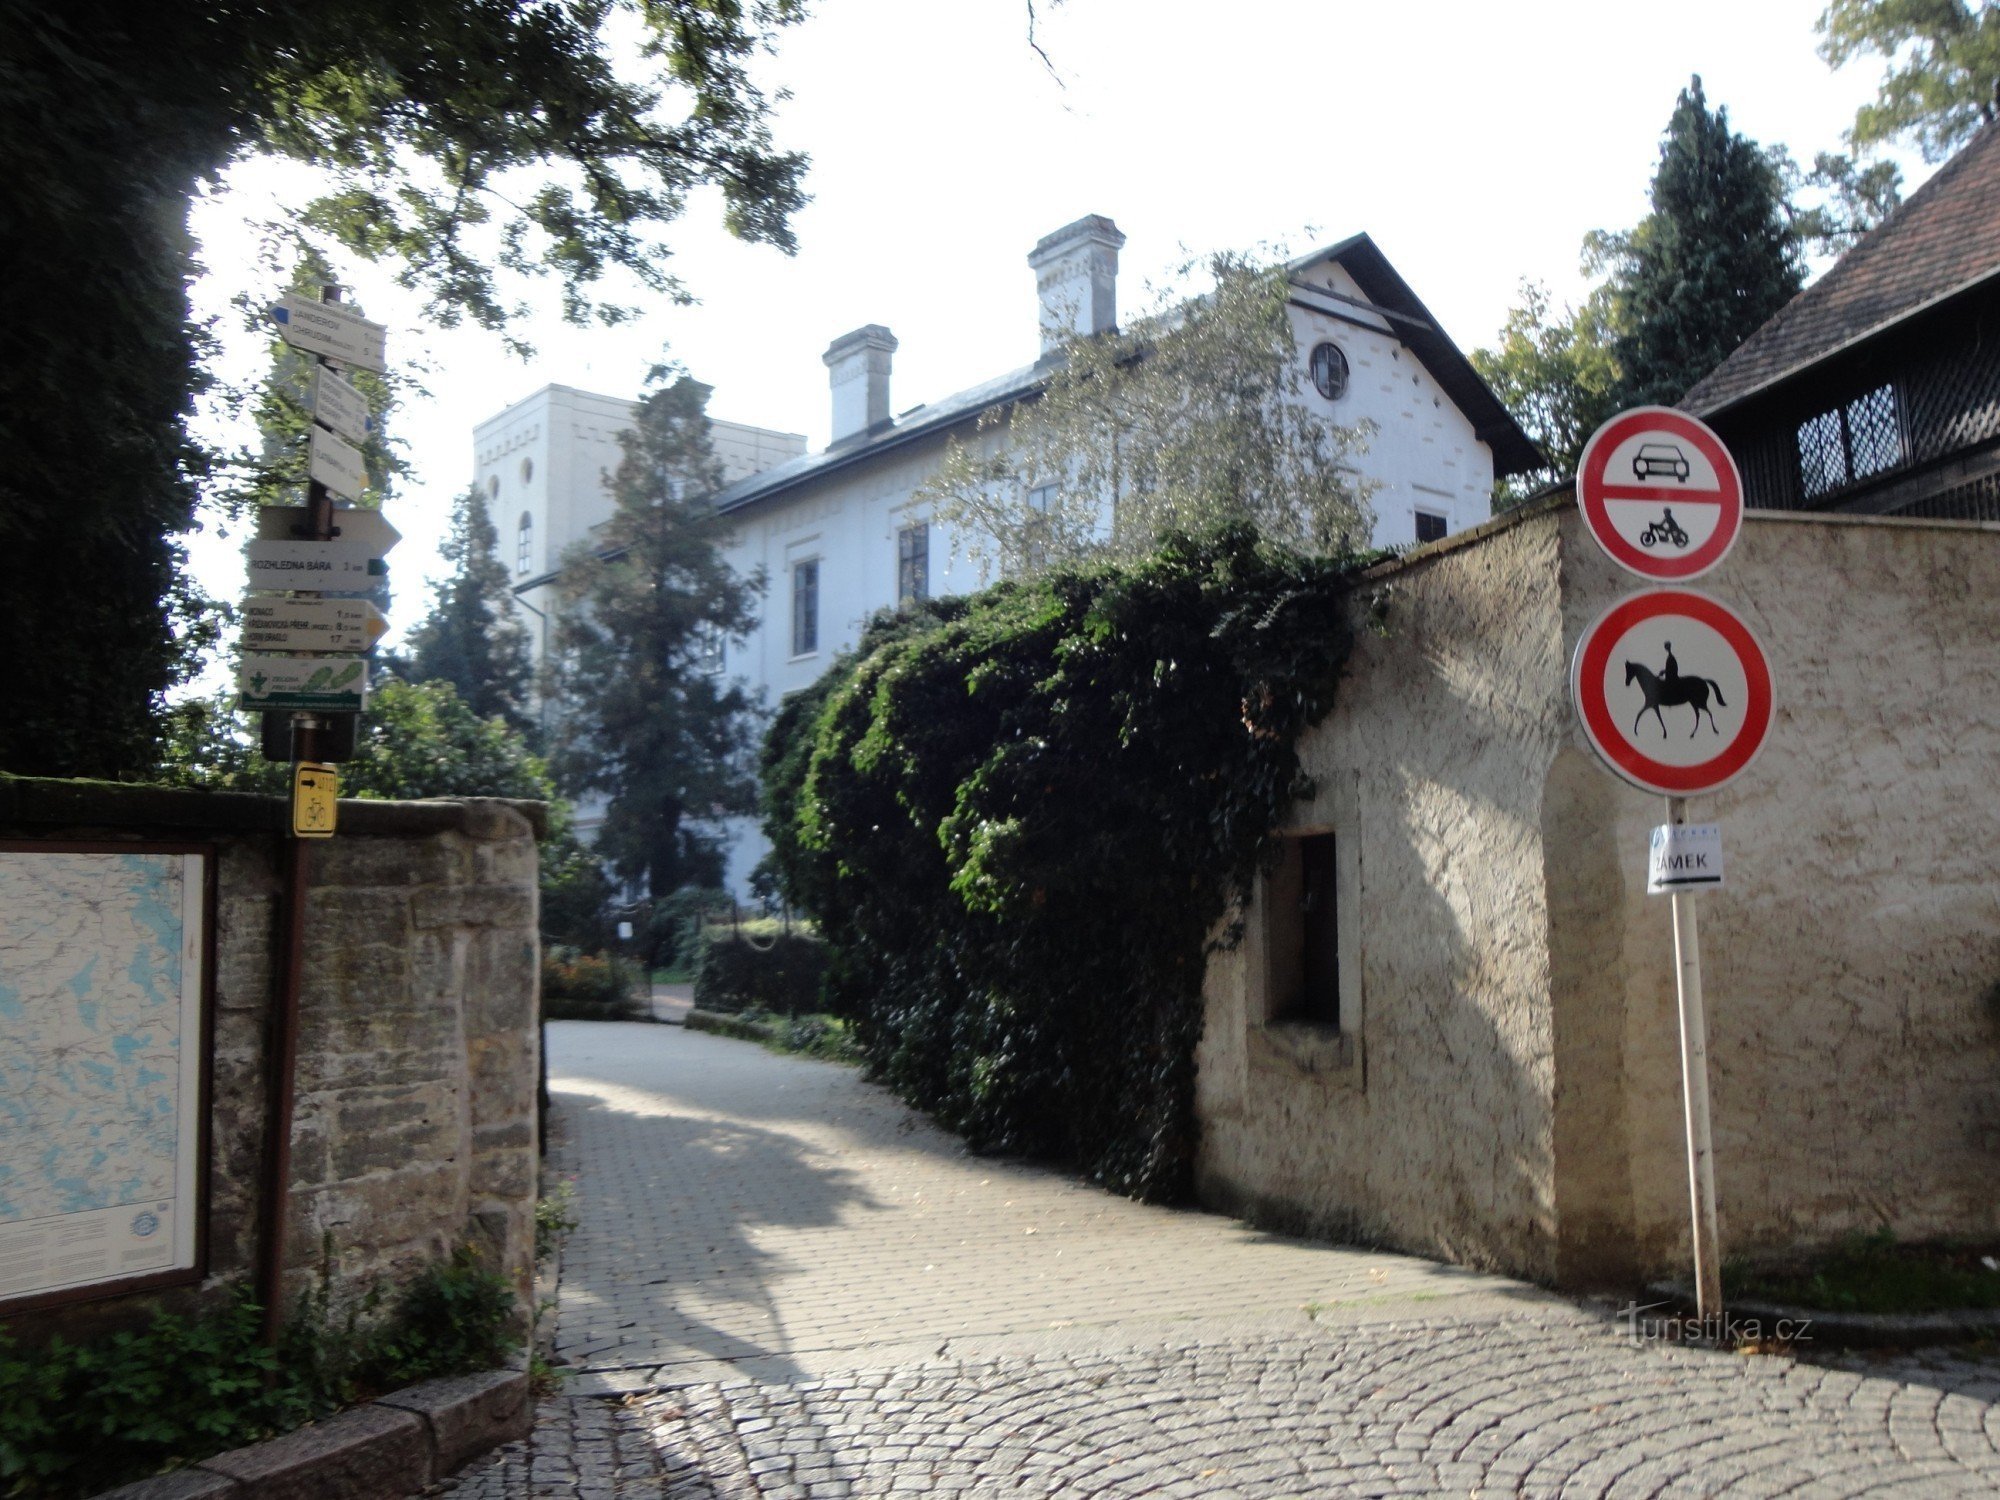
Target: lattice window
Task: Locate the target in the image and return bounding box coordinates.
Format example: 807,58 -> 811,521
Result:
897,523 -> 929,608
1796,384 -> 1905,499
1901,321 -> 2000,463
1847,386 -> 1902,480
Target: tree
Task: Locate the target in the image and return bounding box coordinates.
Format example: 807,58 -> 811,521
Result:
1471,281 -> 1623,503
406,488 -> 535,735
2,0 -> 810,780
915,252 -> 1374,578
1820,0 -> 2000,162
1592,78 -> 1806,409
550,371 -> 763,899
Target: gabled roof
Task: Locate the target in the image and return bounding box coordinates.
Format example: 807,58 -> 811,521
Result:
1683,120 -> 2000,417
709,234 -> 1542,517
1287,234 -> 1541,475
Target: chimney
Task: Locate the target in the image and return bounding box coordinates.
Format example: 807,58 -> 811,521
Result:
1028,215 -> 1126,359
823,325 -> 898,445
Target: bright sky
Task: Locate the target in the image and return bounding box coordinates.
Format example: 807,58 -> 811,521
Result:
182,0 -> 1923,658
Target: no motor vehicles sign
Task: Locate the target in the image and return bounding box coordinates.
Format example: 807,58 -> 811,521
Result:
1570,588 -> 1774,797
1577,407 -> 1743,581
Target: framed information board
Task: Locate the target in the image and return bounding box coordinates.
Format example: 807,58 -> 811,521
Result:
0,844 -> 213,1312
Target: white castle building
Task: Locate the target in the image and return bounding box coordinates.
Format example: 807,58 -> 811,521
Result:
474,216 -> 1539,892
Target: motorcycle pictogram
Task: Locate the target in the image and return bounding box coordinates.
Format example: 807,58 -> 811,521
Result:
1638,507 -> 1690,549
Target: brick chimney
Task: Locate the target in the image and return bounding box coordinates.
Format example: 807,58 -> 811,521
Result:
823,325 -> 898,445
1028,215 -> 1126,359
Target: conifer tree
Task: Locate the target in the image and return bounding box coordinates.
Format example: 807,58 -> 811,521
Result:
550,371 -> 763,898
1598,77 -> 1805,408
406,488 -> 535,735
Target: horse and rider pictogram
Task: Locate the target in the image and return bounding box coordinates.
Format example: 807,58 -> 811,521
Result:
1625,640 -> 1727,738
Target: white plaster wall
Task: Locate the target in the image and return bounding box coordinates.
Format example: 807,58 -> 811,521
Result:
1286,258 -> 1495,550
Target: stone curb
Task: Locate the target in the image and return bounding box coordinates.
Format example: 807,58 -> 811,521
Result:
1645,1281 -> 2000,1348
92,1369 -> 530,1500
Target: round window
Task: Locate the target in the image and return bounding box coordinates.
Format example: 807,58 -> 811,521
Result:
1310,342 -> 1349,401
520,457 -> 535,485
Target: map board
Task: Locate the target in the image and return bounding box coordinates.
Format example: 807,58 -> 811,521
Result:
0,846 -> 210,1309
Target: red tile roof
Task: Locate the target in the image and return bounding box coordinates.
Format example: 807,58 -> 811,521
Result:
1683,120 -> 2000,416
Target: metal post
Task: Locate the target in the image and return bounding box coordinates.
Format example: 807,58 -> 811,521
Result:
255,284 -> 342,1346
1667,795 -> 1724,1325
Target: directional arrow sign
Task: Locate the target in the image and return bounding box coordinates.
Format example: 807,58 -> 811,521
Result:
308,426 -> 368,501
256,505 -> 400,555
270,295 -> 387,372
1570,588 -> 1774,797
238,655 -> 369,713
313,367 -> 373,447
240,597 -> 389,653
245,539 -> 388,592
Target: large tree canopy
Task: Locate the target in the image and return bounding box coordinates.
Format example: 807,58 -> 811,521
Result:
1,0 -> 809,779
1471,281 -> 1621,504
1821,0 -> 2000,161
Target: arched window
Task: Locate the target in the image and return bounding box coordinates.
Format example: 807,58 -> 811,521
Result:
516,511 -> 533,575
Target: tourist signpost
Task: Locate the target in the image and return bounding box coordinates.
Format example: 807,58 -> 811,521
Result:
243,284 -> 391,1347
1571,407 -> 1774,1330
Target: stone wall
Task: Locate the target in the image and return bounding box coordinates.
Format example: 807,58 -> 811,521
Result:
1194,502 -> 2000,1288
0,779 -> 542,1338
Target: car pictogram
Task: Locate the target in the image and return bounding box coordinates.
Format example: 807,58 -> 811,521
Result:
1632,442 -> 1691,481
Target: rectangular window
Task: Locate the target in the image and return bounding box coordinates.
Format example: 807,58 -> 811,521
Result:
1266,833 -> 1341,1027
1414,510 -> 1448,544
791,559 -> 819,657
1796,383 -> 1905,499
1024,484 -> 1057,570
897,523 -> 929,608
695,625 -> 725,675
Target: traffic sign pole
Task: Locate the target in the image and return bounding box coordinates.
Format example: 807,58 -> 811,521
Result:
1667,796 -> 1724,1325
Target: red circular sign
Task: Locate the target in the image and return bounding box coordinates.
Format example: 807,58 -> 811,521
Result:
1570,589 -> 1774,796
1577,406 -> 1743,580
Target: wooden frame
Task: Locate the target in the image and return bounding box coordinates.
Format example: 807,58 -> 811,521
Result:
0,841 -> 217,1317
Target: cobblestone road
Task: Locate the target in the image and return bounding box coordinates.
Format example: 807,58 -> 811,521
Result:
453,1021 -> 2000,1497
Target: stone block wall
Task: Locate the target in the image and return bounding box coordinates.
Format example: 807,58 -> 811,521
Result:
1195,501 -> 2000,1289
0,780 -> 542,1339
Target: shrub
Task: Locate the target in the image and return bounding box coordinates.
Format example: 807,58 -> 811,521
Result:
692,923 -> 827,1015
762,525 -> 1361,1200
540,946 -> 645,1021
0,1249 -> 520,1498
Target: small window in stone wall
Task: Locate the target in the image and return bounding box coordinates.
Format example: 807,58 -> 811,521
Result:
1796,383 -> 1905,499
1266,832 -> 1341,1027
516,512 -> 532,575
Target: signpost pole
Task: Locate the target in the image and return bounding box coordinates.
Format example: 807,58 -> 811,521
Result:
1666,795 -> 1724,1325
256,284 -> 343,1347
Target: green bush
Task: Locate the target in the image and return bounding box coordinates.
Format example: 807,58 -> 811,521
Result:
762,525 -> 1361,1200
0,1250 -> 520,1498
692,923 -> 827,1015
540,946 -> 645,1021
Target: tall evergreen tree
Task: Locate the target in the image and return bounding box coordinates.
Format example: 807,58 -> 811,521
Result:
406,489 -> 535,735
550,372 -> 763,899
1598,77 -> 1806,408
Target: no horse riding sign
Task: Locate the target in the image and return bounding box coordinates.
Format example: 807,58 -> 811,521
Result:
1570,588 -> 1774,797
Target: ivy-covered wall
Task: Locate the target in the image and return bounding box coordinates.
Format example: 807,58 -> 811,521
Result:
763,528 -> 1363,1201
